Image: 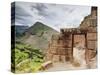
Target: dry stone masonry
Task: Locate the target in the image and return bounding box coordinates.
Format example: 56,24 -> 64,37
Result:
45,7 -> 97,64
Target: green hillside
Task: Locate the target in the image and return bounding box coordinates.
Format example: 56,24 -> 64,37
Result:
12,22 -> 59,73
11,41 -> 44,73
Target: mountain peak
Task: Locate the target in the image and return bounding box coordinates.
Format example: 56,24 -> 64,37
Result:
33,21 -> 47,27
24,21 -> 58,36
34,21 -> 43,25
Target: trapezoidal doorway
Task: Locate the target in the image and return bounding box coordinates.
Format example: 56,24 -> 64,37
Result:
72,34 -> 87,65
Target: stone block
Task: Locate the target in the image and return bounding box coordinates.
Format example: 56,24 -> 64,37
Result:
87,33 -> 97,40
52,55 -> 60,62
87,41 -> 97,50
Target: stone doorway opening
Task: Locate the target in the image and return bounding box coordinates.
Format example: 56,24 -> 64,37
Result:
72,34 -> 87,66
73,34 -> 86,50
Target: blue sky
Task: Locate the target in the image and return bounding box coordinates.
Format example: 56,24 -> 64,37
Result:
12,2 -> 91,31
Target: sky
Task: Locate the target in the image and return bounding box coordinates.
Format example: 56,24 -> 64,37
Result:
12,2 -> 91,32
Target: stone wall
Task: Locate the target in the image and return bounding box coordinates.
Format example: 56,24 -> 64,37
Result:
45,7 -> 97,63
80,7 -> 97,61
45,33 -> 73,62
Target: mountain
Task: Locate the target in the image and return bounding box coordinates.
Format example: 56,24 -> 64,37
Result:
12,25 -> 29,37
21,22 -> 59,52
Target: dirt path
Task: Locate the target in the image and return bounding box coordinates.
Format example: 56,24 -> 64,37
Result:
45,62 -> 88,72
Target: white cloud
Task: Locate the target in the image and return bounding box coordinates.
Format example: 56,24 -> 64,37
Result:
13,2 -> 91,31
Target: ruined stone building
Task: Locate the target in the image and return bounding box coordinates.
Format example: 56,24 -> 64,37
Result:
45,7 -> 97,63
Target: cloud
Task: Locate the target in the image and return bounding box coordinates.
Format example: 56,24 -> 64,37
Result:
12,2 -> 91,31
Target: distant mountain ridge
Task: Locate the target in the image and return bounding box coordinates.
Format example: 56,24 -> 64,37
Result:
12,25 -> 29,37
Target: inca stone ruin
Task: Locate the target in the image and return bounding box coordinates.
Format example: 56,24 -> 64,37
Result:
45,7 -> 97,66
